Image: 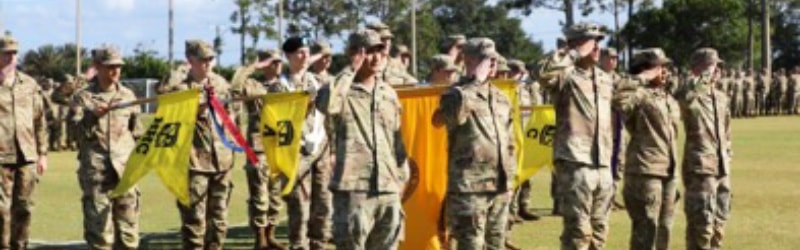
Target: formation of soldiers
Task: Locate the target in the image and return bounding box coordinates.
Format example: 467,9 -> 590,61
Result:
715,67 -> 800,118
0,18 -> 796,250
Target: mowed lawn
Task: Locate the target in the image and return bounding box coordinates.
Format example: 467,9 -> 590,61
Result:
28,116 -> 800,249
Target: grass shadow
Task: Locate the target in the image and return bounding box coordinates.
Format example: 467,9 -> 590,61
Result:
31,224 -> 290,250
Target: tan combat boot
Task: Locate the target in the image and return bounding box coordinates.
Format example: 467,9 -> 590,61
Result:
266,225 -> 287,250
254,227 -> 269,250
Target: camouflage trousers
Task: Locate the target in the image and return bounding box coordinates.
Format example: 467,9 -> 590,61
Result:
244,154 -> 283,230
286,153 -> 333,250
510,178 -> 534,217
622,174 -> 677,250
0,164 -> 37,250
683,174 -> 731,250
555,161 -> 614,250
446,191 -> 510,250
78,150 -> 141,250
332,192 -> 402,250
178,170 -> 233,250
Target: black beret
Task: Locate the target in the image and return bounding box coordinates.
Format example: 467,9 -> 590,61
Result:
282,36 -> 311,54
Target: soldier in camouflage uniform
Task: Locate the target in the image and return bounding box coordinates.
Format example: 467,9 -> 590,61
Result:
755,68 -> 770,116
308,40 -> 337,250
433,37 -> 516,250
494,55 -> 510,79
439,35 -> 467,75
538,23 -> 615,250
310,41 -> 334,86
742,70 -> 757,117
269,36 -> 329,250
729,70 -> 744,118
423,54 -> 458,86
366,22 -> 418,86
0,35 -> 48,250
600,47 -> 628,211
52,74 -> 80,151
72,46 -> 142,250
40,79 -> 60,151
789,67 -> 800,115
613,48 -> 679,250
161,40 -> 237,250
774,68 -> 789,115
676,48 -> 733,250
231,49 -> 287,250
315,29 -> 407,250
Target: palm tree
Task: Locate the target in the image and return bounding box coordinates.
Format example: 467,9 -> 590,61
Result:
20,45 -> 68,80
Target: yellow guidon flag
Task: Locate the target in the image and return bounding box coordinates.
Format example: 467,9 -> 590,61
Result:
492,80 -> 557,186
259,91 -> 310,195
518,105 -> 556,184
396,86 -> 449,250
112,89 -> 201,206
493,80 -> 525,183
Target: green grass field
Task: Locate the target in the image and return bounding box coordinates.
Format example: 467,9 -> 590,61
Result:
28,116 -> 800,249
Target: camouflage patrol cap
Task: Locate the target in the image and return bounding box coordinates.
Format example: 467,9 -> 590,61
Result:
508,59 -> 526,72
496,55 -> 510,72
394,44 -> 410,56
564,22 -> 606,41
440,34 -> 467,50
0,35 -> 19,53
366,21 -> 390,31
691,47 -> 724,65
311,40 -> 333,55
346,29 -> 384,51
91,46 -> 125,66
257,49 -> 282,62
430,54 -> 458,72
365,21 -> 393,39
185,39 -> 216,59
556,36 -> 567,48
602,48 -> 618,58
631,48 -> 672,68
463,37 -> 498,59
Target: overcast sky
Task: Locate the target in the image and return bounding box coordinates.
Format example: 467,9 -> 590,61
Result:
1,0 -> 635,66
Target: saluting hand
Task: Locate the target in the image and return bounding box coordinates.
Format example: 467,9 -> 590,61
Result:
350,48 -> 366,72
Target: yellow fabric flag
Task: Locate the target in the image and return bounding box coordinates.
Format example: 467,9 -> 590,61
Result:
492,80 -> 525,186
517,105 -> 557,184
260,91 -> 310,195
397,86 -> 449,250
112,89 -> 200,206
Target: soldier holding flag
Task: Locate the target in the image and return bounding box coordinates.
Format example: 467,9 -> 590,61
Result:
160,40 -> 238,250
72,46 -> 143,250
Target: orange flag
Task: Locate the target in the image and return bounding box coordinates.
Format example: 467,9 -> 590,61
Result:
398,86 -> 449,250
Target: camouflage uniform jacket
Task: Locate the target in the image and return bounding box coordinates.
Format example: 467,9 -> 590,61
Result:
613,76 -> 680,177
383,58 -> 418,86
538,53 -> 615,168
161,72 -> 236,173
778,75 -> 789,95
72,81 -> 142,175
233,77 -> 284,153
313,71 -> 333,87
675,75 -> 733,176
439,76 -> 517,193
316,72 -> 407,193
756,74 -> 771,98
791,74 -> 800,93
730,77 -> 743,101
0,72 -> 47,164
743,76 -> 756,99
